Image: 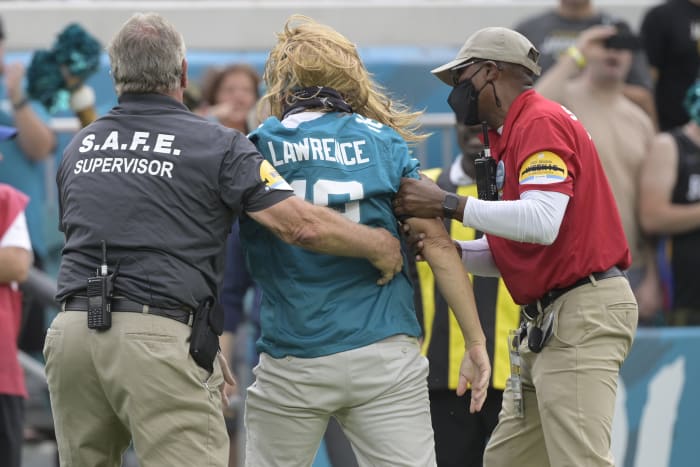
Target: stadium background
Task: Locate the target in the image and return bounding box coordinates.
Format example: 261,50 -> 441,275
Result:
1,1 -> 696,466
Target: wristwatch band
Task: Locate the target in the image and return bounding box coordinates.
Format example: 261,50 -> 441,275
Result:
442,192 -> 460,219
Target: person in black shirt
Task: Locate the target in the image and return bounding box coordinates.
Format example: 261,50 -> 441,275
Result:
44,13 -> 403,467
640,79 -> 700,325
641,0 -> 700,131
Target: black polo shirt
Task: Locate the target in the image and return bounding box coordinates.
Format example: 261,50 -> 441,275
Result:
56,93 -> 292,309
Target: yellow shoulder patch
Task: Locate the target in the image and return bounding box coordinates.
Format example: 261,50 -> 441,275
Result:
259,160 -> 293,191
518,151 -> 568,185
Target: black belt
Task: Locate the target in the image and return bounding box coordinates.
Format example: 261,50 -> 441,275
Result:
62,296 -> 193,326
521,266 -> 625,321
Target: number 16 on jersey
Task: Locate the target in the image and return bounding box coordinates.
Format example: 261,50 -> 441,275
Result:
290,179 -> 364,223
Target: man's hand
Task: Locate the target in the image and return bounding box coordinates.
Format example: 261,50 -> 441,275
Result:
371,228 -> 404,285
394,176 -> 448,219
217,352 -> 237,408
401,222 -> 463,261
575,25 -> 617,65
401,222 -> 461,261
207,101 -> 250,125
400,222 -> 426,259
457,343 -> 491,413
250,196 -> 403,284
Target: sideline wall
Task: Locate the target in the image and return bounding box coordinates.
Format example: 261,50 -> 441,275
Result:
613,328 -> 697,467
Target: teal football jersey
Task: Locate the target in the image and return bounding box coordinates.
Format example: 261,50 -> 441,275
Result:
241,111 -> 422,358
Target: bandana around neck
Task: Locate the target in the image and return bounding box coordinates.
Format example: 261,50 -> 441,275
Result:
282,86 -> 353,119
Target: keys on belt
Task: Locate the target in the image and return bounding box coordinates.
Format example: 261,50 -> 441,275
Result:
508,329 -> 525,418
63,296 -> 193,326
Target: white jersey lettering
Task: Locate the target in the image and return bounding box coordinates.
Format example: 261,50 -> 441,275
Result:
269,137 -> 371,168
77,131 -> 183,156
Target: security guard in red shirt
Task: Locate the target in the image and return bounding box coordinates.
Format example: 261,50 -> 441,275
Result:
395,27 -> 637,467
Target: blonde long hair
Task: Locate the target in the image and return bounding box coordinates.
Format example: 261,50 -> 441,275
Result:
260,15 -> 427,144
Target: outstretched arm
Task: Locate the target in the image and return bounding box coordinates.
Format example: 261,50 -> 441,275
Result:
394,176 -> 568,245
405,216 -> 490,413
248,195 -> 403,285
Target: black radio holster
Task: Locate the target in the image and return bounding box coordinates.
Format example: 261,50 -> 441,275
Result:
189,297 -> 224,373
474,155 -> 499,201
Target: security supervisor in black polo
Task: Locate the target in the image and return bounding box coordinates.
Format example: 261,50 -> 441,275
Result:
43,12 -> 403,467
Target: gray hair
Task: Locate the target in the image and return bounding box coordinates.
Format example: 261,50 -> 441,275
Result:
108,13 -> 186,95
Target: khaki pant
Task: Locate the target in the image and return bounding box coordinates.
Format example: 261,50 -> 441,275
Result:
43,310 -> 228,467
244,335 -> 436,467
484,276 -> 638,467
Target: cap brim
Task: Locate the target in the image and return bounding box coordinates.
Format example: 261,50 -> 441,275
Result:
0,125 -> 17,141
431,57 -> 471,86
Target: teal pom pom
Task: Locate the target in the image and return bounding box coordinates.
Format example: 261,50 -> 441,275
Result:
26,50 -> 65,113
26,23 -> 101,113
54,23 -> 101,85
683,80 -> 700,126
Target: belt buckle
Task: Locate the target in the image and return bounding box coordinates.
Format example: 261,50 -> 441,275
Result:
521,301 -> 542,322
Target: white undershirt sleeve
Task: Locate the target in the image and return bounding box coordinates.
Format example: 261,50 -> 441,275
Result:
457,235 -> 500,277
462,190 -> 570,245
0,211 -> 32,252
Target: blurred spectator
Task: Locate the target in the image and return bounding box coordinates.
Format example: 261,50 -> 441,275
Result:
411,123 -> 520,467
198,63 -> 261,133
0,16 -> 56,263
514,0 -> 657,123
0,179 -> 34,467
206,63 -> 262,380
0,15 -> 56,358
641,0 -> 700,132
202,64 -> 262,467
536,23 -> 661,321
24,23 -> 101,130
639,80 -> 700,325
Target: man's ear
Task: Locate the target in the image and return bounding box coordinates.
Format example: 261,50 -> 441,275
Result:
181,58 -> 188,89
485,61 -> 502,80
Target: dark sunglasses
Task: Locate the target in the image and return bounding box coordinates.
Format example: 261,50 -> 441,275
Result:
450,59 -> 481,84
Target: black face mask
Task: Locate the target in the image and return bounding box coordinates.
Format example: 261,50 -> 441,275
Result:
448,66 -> 486,126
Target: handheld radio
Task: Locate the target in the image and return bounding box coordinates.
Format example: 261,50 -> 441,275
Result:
86,240 -> 115,330
474,122 -> 498,201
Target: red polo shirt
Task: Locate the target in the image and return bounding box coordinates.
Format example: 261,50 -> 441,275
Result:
487,90 -> 630,305
0,184 -> 29,397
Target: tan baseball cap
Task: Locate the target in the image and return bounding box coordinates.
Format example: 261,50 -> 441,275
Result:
432,27 -> 541,86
